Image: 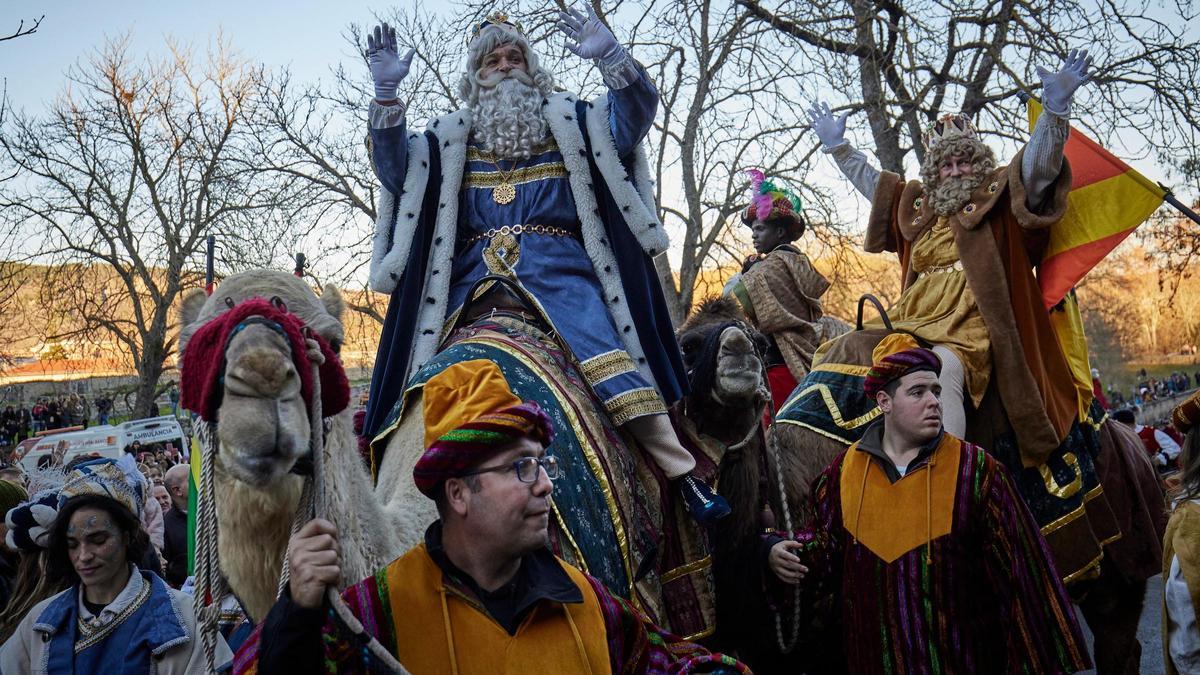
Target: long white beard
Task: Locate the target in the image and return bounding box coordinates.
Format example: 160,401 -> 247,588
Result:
472,73 -> 550,160
927,173 -> 986,216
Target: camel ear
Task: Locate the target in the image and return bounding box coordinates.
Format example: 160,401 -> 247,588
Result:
179,289 -> 208,329
320,284 -> 345,321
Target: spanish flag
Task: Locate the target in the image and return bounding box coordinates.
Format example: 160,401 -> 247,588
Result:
1027,99 -> 1166,308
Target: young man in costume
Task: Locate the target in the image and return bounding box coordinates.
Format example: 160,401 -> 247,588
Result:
727,172 -> 829,409
806,50 -> 1091,460
766,335 -> 1090,673
361,11 -> 728,522
233,360 -> 746,674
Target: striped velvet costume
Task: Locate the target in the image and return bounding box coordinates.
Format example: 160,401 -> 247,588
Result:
792,432 -> 1090,674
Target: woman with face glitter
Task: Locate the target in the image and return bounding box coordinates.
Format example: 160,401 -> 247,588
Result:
0,459 -> 230,673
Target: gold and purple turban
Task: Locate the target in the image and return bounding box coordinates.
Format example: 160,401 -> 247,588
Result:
413,360 -> 554,499
863,334 -> 942,399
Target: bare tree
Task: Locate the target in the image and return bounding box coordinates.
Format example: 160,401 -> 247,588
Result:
736,0 -> 1200,175
1,15 -> 43,43
246,1 -> 861,323
245,0 -> 1200,328
0,36 -> 289,417
236,6 -> 477,326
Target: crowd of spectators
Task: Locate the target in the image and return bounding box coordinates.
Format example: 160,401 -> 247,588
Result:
0,394 -> 121,450
1107,370 -> 1199,410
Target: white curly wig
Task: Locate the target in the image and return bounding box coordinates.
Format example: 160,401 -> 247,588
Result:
920,136 -> 997,216
459,23 -> 557,159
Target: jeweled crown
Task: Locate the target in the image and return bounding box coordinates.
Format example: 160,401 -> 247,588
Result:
468,12 -> 525,45
921,113 -> 979,151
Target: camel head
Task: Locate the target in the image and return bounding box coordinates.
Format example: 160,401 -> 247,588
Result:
676,296 -> 768,436
178,270 -> 347,487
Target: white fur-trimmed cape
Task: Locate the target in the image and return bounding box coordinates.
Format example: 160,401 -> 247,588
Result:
368,92 -> 670,387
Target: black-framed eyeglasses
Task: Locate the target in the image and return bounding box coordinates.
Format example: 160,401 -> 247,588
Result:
459,455 -> 560,483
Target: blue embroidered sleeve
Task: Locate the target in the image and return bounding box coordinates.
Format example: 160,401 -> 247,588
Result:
606,58 -> 658,158
368,101 -> 409,196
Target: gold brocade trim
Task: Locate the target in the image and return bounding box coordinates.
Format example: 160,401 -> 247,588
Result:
682,626 -> 716,642
550,497 -> 588,574
1062,553 -> 1104,586
75,576 -> 152,653
1040,485 -> 1104,537
660,555 -> 712,584
462,162 -> 568,189
467,140 -> 558,161
482,232 -> 520,277
580,350 -> 637,384
606,388 -> 668,427
813,362 -> 871,377
792,382 -> 882,430
774,418 -> 857,445
466,333 -> 640,604
1038,452 -> 1083,499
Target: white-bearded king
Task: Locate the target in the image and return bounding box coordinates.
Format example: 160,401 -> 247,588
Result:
806,50 -> 1094,460
362,10 -> 730,522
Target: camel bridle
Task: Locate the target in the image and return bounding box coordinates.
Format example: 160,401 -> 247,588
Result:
191,297 -> 411,673
683,319 -> 802,653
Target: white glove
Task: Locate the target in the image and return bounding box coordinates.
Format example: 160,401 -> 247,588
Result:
557,5 -> 623,63
806,101 -> 850,150
1038,49 -> 1093,116
366,22 -> 416,102
1154,452 -> 1168,467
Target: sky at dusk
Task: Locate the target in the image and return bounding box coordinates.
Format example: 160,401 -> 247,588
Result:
2,0 -> 410,112
1,1 -> 1190,276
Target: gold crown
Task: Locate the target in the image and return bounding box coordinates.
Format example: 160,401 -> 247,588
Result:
467,12 -> 525,45
921,113 -> 979,151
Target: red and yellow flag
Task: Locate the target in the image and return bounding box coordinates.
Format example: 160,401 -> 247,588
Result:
1027,99 -> 1166,308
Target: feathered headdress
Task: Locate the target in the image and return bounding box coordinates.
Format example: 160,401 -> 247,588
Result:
742,169 -> 805,239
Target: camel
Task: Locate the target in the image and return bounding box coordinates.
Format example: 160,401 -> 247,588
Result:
177,270 -> 400,622
674,297 -> 842,673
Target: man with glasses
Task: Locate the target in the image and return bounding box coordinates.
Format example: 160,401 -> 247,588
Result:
236,360 -> 744,674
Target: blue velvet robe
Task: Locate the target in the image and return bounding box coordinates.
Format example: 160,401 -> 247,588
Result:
363,68 -> 686,443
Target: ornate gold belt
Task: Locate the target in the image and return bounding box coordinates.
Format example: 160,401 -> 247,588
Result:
465,224 -> 575,245
917,260 -> 964,277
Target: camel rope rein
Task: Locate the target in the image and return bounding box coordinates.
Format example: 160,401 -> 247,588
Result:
697,321 -> 801,653
764,378 -> 802,654
193,323 -> 410,673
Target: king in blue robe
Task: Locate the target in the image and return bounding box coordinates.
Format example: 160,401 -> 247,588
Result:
360,10 -> 729,521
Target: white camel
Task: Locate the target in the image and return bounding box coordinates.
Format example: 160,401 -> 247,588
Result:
178,270 -> 400,622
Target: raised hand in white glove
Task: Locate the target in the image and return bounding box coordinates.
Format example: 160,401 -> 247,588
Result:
806,101 -> 850,150
366,22 -> 416,103
1038,48 -> 1093,116
557,5 -> 623,63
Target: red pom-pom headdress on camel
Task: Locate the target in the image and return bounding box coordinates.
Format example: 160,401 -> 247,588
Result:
180,297 -> 350,422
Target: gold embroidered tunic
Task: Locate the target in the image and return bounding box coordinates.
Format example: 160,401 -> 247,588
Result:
867,218 -> 992,406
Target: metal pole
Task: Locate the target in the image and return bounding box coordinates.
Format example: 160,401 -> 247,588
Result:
205,235 -> 215,296
1162,189 -> 1200,227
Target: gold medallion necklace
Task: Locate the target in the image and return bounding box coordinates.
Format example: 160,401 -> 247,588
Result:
482,149 -> 517,205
